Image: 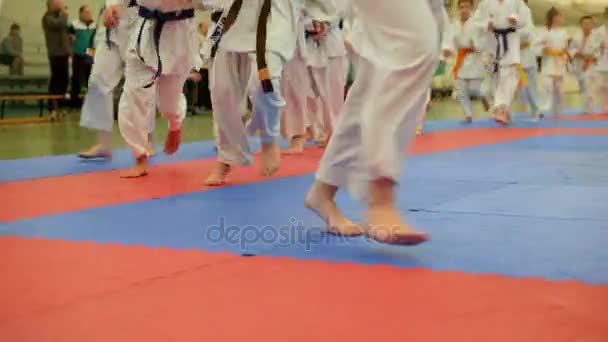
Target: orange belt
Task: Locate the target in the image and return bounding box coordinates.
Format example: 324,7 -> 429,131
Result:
581,55 -> 597,71
451,48 -> 474,78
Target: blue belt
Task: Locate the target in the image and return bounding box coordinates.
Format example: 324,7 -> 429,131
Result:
105,0 -> 138,49
136,6 -> 195,87
493,27 -> 516,72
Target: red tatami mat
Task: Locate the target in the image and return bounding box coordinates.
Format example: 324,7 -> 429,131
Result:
0,237 -> 606,342
0,237 -> 239,324
2,127 -> 608,223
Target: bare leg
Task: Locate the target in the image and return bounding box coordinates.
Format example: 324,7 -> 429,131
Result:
205,162 -> 232,186
305,180 -> 364,236
282,135 -> 306,155
260,142 -> 280,176
366,178 -> 429,245
164,126 -> 181,155
79,131 -> 112,159
120,155 -> 149,178
147,132 -> 156,157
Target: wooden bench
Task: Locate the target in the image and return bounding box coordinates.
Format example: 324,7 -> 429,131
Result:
0,94 -> 66,119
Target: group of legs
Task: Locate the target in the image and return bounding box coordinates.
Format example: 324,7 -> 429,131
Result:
75,0 -> 442,246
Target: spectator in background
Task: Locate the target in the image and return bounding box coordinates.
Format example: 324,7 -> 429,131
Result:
68,5 -> 95,108
42,0 -> 70,118
0,23 -> 24,75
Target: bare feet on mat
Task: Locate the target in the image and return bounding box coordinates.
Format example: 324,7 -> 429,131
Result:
305,182 -> 364,237
305,127 -> 314,142
282,135 -> 305,155
164,129 -> 181,155
78,144 -> 112,159
260,143 -> 280,176
316,136 -> 329,148
493,108 -> 511,126
366,206 -> 429,246
120,155 -> 148,178
205,162 -> 231,186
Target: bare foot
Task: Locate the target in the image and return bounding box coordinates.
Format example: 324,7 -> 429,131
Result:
120,155 -> 149,178
164,129 -> 181,155
493,107 -> 511,126
316,135 -> 329,148
260,143 -> 280,176
305,182 -> 363,236
305,127 -> 314,142
366,206 -> 429,245
205,162 -> 231,186
282,135 -> 305,155
78,144 -> 112,159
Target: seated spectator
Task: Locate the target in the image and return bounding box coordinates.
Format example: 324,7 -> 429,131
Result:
68,5 -> 95,108
0,23 -> 24,75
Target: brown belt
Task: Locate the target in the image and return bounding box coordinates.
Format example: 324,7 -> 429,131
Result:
213,0 -> 274,93
256,0 -> 273,93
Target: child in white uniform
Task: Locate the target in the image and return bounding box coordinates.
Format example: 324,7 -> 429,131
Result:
79,0 -> 156,160
117,0 -> 202,178
517,0 -> 539,117
570,16 -> 600,115
595,11 -> 608,114
204,0 -> 336,185
537,7 -> 569,119
305,0 -> 442,245
280,9 -> 317,154
444,0 -> 486,123
471,0 -> 531,125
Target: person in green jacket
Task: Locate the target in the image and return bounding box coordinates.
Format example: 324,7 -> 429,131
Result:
67,5 -> 95,108
0,23 -> 24,75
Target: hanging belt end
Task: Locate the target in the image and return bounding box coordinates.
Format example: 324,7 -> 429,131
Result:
258,68 -> 273,93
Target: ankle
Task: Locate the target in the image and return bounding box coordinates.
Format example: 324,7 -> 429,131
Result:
368,178 -> 396,208
167,115 -> 182,131
310,180 -> 338,200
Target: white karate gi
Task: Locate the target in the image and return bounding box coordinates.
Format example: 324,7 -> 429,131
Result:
471,0 -> 530,114
536,28 -> 569,117
281,16 -> 314,141
570,29 -> 601,114
118,0 -> 200,157
595,25 -> 608,113
301,15 -> 333,138
316,0 -> 440,198
323,1 -> 348,132
80,1 -> 157,134
518,16 -> 539,115
211,0 -> 335,166
444,17 -> 486,119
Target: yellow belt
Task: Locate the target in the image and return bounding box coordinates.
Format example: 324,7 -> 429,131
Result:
520,42 -> 531,50
517,64 -> 528,88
